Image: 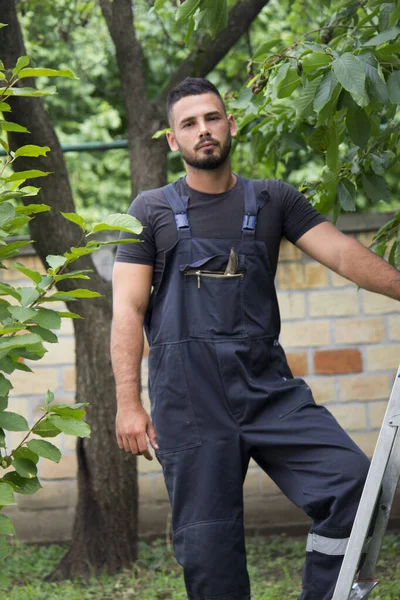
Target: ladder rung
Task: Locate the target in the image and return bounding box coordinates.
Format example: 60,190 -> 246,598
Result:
349,579 -> 379,599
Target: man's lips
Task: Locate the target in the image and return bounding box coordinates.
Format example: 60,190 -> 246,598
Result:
197,142 -> 218,150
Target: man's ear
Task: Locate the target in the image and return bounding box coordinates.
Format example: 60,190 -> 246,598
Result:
228,114 -> 237,138
166,130 -> 179,151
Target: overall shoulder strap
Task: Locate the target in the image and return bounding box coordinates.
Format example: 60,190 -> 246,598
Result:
241,177 -> 258,241
161,183 -> 191,239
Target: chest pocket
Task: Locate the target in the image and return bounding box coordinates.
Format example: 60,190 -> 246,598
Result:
180,252 -> 247,339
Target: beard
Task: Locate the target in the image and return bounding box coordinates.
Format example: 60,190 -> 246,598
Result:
179,132 -> 232,171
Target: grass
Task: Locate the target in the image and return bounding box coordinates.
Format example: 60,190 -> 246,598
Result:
5,534 -> 400,600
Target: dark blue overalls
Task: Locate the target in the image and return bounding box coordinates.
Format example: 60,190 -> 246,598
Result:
144,176 -> 370,600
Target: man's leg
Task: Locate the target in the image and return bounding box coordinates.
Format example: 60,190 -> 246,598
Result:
245,380 -> 370,600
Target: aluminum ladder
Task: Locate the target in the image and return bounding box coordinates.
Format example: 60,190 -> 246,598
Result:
332,365 -> 400,600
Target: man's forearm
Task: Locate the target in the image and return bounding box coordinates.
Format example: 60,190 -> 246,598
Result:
340,237 -> 400,301
111,309 -> 144,411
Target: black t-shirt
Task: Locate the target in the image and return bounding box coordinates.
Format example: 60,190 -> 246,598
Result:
115,176 -> 327,290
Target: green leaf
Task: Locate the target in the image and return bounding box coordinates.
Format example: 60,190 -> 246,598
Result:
337,179 -> 356,211
152,127 -> 171,140
17,287 -> 40,308
0,375 -> 12,398
308,125 -> 330,153
176,0 -> 201,23
0,333 -> 42,351
154,0 -> 168,9
28,325 -> 58,343
326,118 -> 340,174
346,107 -> 370,149
0,482 -> 15,505
3,472 -> 42,495
0,203 -> 15,227
301,51 -> 331,73
0,536 -> 11,561
54,289 -> 101,299
0,101 -> 11,112
31,308 -> 61,330
0,396 -> 8,410
0,429 -> 4,448
0,121 -> 29,133
57,311 -> 82,320
362,173 -> 390,202
4,86 -> 57,98
60,212 -> 86,231
46,390 -> 55,408
49,415 -> 90,438
314,70 -> 341,113
54,269 -> 92,283
206,0 -> 228,38
14,145 -> 51,158
0,514 -> 14,536
87,213 -> 143,236
63,246 -> 99,261
7,306 -> 36,323
0,572 -> 11,589
46,254 -> 67,271
12,446 -> 39,464
51,406 -> 85,420
296,76 -> 323,119
15,204 -> 49,216
18,67 -> 77,79
12,56 -> 30,77
26,439 -> 61,463
364,26 -> 400,46
18,342 -> 47,360
252,39 -> 282,60
12,457 -> 37,478
5,170 -> 51,182
277,67 -> 301,98
390,2 -> 400,26
0,411 -> 28,431
358,52 -> 389,104
0,280 -> 21,299
388,71 -> 400,103
332,53 -> 366,99
13,262 -> 42,284
32,419 -> 61,438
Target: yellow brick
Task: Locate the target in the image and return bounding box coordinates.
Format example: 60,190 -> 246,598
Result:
60,318 -> 74,335
304,376 -> 336,404
388,316 -> 400,341
138,475 -> 155,500
277,292 -> 306,320
340,374 -> 390,401
350,431 -> 379,458
356,232 -> 375,248
244,469 -> 260,496
331,272 -> 354,288
277,263 -> 329,290
363,291 -> 399,315
10,369 -> 58,396
7,397 -> 30,419
63,368 -> 76,392
39,338 -> 75,365
309,291 -> 359,317
329,404 -> 367,431
64,433 -> 77,451
17,481 -> 71,509
137,453 -> 162,474
366,345 -> 400,371
279,241 -> 302,262
280,321 -> 331,348
335,318 -> 385,345
40,453 -> 77,479
369,402 -> 388,429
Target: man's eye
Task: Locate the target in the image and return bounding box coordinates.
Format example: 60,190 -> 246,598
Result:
184,123 -> 193,128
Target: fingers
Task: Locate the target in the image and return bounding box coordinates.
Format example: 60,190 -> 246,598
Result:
147,421 -> 159,451
136,432 -> 153,461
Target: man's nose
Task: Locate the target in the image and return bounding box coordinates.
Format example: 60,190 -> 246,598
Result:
198,120 -> 211,136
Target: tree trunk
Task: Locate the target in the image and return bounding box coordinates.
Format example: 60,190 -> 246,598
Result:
0,0 -> 139,578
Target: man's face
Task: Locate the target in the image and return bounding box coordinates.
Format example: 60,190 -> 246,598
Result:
167,93 -> 237,171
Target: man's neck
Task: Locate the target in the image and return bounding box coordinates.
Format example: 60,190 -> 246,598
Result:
185,163 -> 236,194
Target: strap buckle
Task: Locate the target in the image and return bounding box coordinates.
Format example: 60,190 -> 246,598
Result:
242,214 -> 257,231
175,212 -> 190,229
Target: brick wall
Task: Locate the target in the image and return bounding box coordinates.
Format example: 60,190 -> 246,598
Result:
4,215 -> 400,541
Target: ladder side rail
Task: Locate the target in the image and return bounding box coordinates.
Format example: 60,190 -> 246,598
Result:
332,367 -> 400,600
359,427 -> 400,579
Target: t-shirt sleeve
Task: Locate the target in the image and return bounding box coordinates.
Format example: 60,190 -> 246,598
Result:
279,180 -> 327,244
114,193 -> 156,265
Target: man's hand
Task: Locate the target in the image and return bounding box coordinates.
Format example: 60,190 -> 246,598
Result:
116,405 -> 159,460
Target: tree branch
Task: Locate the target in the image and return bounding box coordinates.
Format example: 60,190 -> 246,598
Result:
156,0 -> 271,109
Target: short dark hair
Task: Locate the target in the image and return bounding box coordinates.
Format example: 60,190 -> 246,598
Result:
166,77 -> 226,124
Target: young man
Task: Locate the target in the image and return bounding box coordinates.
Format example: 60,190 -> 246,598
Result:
112,77 -> 400,600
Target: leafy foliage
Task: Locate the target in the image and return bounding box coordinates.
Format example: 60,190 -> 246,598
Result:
0,53 -> 142,587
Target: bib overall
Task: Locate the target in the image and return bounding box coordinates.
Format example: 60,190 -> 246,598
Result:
144,177 -> 370,600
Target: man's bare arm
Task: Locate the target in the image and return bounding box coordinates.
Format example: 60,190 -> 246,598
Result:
111,262 -> 158,459
296,221 -> 400,301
